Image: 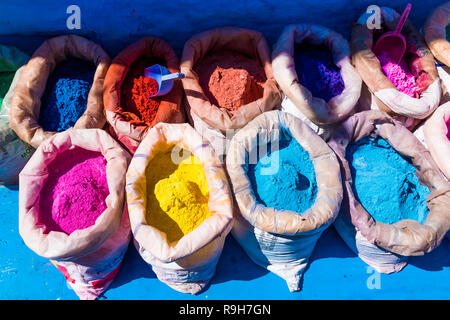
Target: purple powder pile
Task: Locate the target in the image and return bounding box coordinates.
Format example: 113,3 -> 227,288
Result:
294,44 -> 345,102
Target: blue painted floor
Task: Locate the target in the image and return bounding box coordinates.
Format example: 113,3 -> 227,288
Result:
1,185 -> 449,300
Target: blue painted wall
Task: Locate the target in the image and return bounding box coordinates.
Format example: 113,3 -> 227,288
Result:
0,0 -> 447,57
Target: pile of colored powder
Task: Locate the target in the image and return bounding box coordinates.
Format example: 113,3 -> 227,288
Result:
0,72 -> 14,107
247,129 -> 317,213
294,44 -> 345,102
38,147 -> 109,235
446,118 -> 450,140
121,57 -> 164,124
346,136 -> 429,224
377,52 -> 419,98
39,59 -> 96,132
194,49 -> 266,111
146,147 -> 211,242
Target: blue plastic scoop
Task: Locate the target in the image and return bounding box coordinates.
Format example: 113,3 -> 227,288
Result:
144,64 -> 185,98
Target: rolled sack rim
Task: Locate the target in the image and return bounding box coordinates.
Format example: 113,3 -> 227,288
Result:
226,110 -> 343,235
424,1 -> 450,67
327,110 -> 450,257
126,122 -> 233,262
9,34 -> 111,149
18,128 -> 131,260
180,26 -> 283,132
103,36 -> 184,146
272,23 -> 362,126
351,6 -> 441,119
423,101 -> 450,180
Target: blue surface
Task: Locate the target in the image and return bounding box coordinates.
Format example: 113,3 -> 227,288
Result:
0,0 -> 445,57
1,185 -> 449,300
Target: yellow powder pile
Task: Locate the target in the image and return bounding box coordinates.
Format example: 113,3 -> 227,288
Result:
145,147 -> 211,242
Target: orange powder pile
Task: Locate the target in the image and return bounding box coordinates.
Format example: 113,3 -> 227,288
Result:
194,50 -> 266,111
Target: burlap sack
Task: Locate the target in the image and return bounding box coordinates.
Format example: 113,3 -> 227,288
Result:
0,45 -> 34,185
424,2 -> 450,105
424,101 -> 450,181
126,122 -> 233,294
352,6 -> 441,128
103,37 -> 185,154
328,110 -> 450,273
19,129 -> 131,300
181,27 -> 282,157
9,35 -> 110,149
226,110 -> 343,291
272,24 -> 362,129
424,2 -> 450,68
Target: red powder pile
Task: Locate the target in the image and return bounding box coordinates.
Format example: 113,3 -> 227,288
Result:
38,147 -> 109,235
194,50 -> 266,111
377,52 -> 419,98
121,57 -> 163,124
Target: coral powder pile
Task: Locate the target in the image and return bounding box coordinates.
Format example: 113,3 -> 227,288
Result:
38,59 -> 96,132
146,147 -> 210,242
194,49 -> 266,111
294,45 -> 345,102
247,129 -> 317,213
346,136 -> 429,225
38,147 -> 109,235
121,57 -> 163,124
377,52 -> 419,98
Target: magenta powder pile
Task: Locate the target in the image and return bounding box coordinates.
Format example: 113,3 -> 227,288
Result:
447,119 -> 450,140
377,52 -> 419,98
38,147 -> 109,235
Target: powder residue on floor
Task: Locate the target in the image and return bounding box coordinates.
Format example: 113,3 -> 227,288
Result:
346,136 -> 429,224
194,49 -> 266,111
39,59 -> 96,132
0,72 -> 14,107
294,44 -> 345,102
38,147 -> 109,235
121,57 -> 164,124
377,52 -> 420,98
146,147 -> 210,242
247,129 -> 317,213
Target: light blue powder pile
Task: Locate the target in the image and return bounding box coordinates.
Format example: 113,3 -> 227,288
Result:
247,129 -> 318,214
346,136 -> 430,224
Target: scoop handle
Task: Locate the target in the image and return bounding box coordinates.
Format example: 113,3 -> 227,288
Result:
161,72 -> 185,82
395,3 -> 411,35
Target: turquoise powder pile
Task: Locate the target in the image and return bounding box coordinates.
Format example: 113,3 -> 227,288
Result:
247,129 -> 318,213
346,136 -> 430,224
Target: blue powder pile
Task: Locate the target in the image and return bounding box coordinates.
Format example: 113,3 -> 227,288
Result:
346,136 -> 430,225
39,59 -> 96,132
294,44 -> 345,102
247,129 -> 318,213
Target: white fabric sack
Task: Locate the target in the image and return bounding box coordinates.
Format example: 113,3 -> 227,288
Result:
19,129 -> 131,300
226,110 -> 343,291
126,122 -> 234,294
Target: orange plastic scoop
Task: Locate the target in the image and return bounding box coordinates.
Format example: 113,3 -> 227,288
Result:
373,3 -> 412,64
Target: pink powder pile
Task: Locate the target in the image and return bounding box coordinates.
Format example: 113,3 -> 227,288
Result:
446,119 -> 450,140
38,147 -> 109,235
377,52 -> 419,98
